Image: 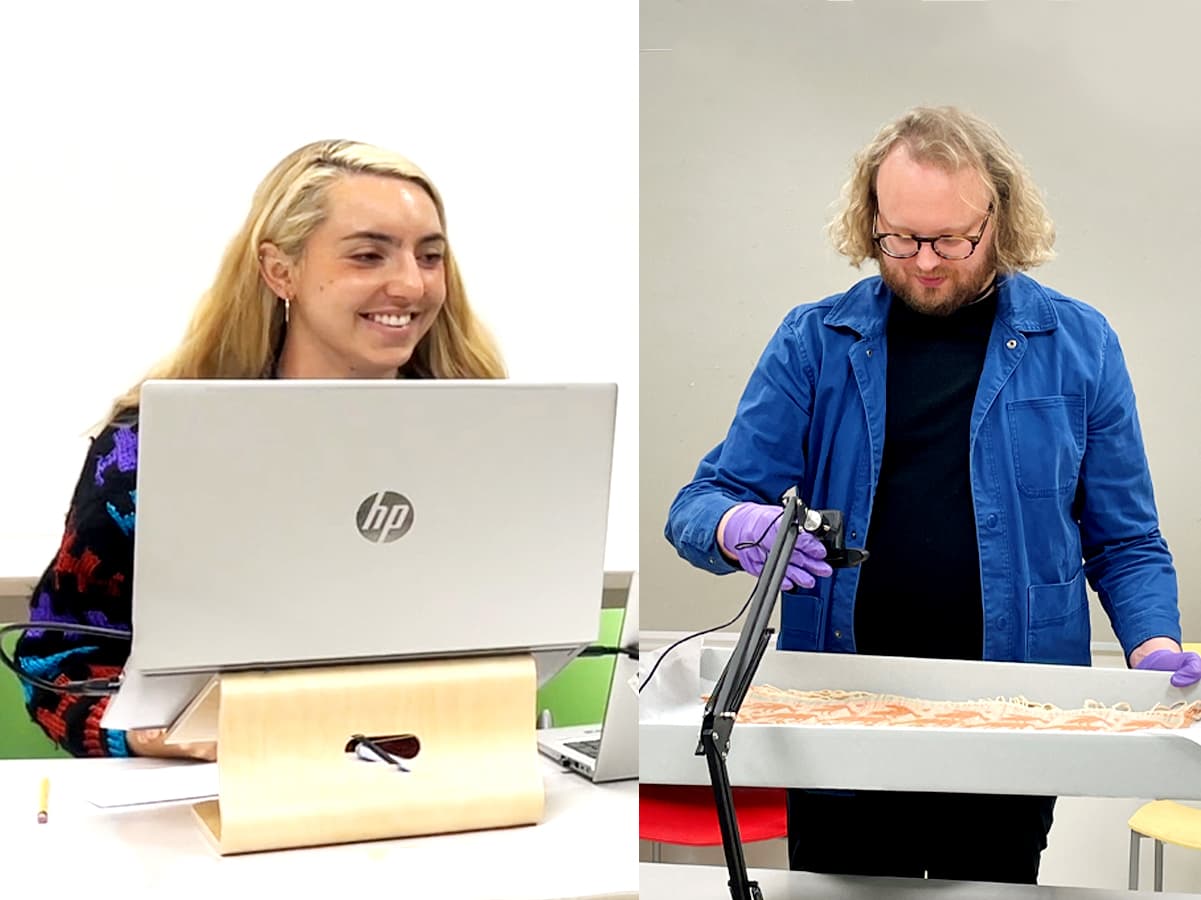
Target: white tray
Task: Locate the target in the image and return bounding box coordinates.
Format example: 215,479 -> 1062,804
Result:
639,647 -> 1201,799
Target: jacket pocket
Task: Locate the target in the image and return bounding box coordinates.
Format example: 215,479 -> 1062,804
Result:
779,592 -> 824,652
1027,570 -> 1090,666
1007,396 -> 1085,498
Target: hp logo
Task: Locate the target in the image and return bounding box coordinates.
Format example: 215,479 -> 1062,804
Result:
356,491 -> 414,543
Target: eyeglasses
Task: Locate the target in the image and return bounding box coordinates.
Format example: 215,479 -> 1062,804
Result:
872,205 -> 993,260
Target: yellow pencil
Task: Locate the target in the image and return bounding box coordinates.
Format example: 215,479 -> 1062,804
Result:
37,777 -> 49,824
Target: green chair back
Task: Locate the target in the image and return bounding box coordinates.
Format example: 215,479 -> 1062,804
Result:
0,624 -> 70,759
536,607 -> 625,728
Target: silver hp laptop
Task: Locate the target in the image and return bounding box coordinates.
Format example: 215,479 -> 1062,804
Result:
102,379 -> 617,731
537,572 -> 638,782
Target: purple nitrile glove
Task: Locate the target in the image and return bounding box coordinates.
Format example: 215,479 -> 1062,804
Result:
1135,649 -> 1201,687
722,502 -> 834,591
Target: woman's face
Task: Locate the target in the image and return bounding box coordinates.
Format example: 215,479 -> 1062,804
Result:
264,174 -> 448,378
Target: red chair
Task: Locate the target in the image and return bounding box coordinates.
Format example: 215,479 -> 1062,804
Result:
640,784 -> 788,862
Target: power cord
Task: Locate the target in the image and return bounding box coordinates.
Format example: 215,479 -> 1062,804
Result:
0,622 -> 130,696
1,622 -> 639,694
578,644 -> 639,661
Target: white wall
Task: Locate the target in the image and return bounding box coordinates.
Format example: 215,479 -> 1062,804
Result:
0,0 -> 638,577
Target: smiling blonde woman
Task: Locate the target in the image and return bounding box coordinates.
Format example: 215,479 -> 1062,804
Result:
16,140 -> 504,759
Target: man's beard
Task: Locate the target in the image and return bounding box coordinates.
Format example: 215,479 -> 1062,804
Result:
880,244 -> 998,317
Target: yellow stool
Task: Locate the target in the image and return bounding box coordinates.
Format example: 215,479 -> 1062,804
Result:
1128,800 -> 1201,891
1128,643 -> 1201,891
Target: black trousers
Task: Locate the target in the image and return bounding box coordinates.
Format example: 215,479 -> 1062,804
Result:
786,789 -> 1056,884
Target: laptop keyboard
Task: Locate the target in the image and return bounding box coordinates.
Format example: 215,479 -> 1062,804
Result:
564,739 -> 601,759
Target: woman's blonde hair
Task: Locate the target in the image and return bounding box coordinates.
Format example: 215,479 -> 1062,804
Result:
106,139 -> 505,423
829,106 -> 1055,272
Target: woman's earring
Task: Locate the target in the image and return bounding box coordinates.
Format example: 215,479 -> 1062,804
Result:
282,296 -> 291,324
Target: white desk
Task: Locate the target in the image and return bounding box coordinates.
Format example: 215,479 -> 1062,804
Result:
0,756 -> 637,899
641,862 -> 1194,898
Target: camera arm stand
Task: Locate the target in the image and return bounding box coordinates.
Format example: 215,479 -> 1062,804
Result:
695,495 -> 867,900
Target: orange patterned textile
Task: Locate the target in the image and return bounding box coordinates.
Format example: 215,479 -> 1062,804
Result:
725,686 -> 1201,733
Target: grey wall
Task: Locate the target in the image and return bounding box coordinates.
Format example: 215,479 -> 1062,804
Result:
641,0 -> 1201,640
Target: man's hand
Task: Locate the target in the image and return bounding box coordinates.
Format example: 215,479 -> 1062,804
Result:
717,502 -> 834,590
1131,638 -> 1201,687
126,727 -> 217,761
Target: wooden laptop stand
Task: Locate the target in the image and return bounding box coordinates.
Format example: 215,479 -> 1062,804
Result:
166,653 -> 545,855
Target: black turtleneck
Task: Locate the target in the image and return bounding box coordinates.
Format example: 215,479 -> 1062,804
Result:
853,284 -> 999,661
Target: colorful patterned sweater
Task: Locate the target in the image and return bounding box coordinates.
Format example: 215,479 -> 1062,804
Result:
14,420 -> 139,757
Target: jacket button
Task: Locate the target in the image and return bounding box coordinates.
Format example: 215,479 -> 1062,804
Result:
987,514 -> 998,528
866,349 -> 873,358
834,630 -> 842,639
1006,339 -> 1018,350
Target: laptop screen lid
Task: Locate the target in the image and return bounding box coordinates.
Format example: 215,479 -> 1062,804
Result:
128,379 -> 616,676
591,571 -> 638,781
535,571 -> 637,780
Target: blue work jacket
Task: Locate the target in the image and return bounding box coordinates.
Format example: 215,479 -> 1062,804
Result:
665,273 -> 1179,664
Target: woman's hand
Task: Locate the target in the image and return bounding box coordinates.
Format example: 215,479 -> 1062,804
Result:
125,727 -> 217,761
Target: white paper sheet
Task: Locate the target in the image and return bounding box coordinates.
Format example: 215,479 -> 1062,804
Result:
637,639 -> 705,722
86,762 -> 218,808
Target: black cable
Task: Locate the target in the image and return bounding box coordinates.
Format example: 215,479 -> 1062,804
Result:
732,505 -> 786,551
638,505 -> 786,695
2,623 -> 640,694
0,622 -> 130,696
578,644 -> 639,661
637,580 -> 760,694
